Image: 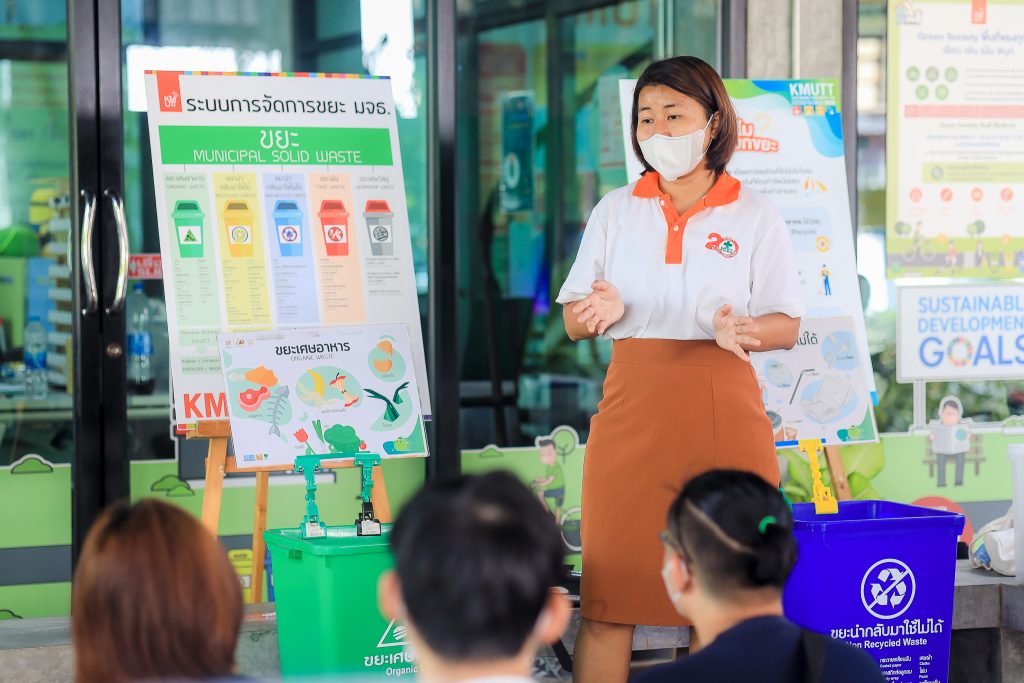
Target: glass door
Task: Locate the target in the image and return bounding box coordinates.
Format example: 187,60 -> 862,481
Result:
109,1 -> 430,558
0,0 -> 108,620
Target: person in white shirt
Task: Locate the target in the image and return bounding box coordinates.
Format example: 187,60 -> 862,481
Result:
559,56 -> 805,683
378,472 -> 571,683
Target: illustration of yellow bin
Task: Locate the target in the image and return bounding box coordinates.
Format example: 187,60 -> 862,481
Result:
171,200 -> 205,258
222,200 -> 254,258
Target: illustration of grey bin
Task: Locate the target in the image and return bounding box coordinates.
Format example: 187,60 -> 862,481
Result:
364,200 -> 394,256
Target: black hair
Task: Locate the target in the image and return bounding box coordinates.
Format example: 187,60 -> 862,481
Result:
389,471 -> 565,661
665,470 -> 796,597
630,56 -> 738,176
941,398 -> 961,413
537,438 -> 555,448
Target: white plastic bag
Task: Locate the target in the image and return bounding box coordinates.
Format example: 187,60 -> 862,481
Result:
970,507 -> 1016,576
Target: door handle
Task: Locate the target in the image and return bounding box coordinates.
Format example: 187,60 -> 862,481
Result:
79,189 -> 98,316
104,189 -> 130,315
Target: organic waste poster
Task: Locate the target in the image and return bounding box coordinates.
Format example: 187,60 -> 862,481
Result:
219,324 -> 426,468
144,71 -> 429,430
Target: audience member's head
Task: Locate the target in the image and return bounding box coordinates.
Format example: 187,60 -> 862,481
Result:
379,471 -> 570,679
660,469 -> 797,620
72,499 -> 243,683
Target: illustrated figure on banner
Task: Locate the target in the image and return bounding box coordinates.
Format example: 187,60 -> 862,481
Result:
533,437 -> 566,525
928,396 -> 975,487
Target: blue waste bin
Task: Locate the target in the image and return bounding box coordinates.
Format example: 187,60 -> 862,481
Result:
273,200 -> 305,257
783,501 -> 964,683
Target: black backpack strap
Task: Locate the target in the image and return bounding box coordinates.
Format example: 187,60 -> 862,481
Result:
800,628 -> 827,683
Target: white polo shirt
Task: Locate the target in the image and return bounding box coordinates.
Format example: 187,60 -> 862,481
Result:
557,171 -> 804,340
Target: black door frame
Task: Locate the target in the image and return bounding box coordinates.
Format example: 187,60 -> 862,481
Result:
67,0 -> 106,564
68,0 -> 130,564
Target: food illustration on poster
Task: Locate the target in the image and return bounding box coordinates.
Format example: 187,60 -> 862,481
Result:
143,71 -> 431,429
220,324 -> 426,468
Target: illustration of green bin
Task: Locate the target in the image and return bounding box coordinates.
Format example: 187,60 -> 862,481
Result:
264,524 -> 415,678
171,200 -> 205,258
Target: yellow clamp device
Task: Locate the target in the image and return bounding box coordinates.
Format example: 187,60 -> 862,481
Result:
797,439 -> 838,515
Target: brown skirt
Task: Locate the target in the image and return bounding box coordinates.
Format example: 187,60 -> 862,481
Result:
580,339 -> 779,626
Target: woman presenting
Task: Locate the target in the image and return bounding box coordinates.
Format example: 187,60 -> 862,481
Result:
558,56 -> 804,682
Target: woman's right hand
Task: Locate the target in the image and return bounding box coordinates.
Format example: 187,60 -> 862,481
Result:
572,280 -> 624,336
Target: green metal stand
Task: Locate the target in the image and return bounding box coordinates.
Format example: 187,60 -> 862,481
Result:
355,453 -> 382,536
293,453 -> 384,538
294,455 -> 326,539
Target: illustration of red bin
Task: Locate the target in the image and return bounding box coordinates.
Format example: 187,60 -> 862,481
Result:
318,200 -> 349,256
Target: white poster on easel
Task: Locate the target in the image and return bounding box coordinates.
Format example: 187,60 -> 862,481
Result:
143,71 -> 430,431
619,77 -> 875,401
219,324 -> 427,468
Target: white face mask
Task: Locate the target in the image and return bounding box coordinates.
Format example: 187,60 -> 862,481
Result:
661,560 -> 684,606
638,115 -> 715,181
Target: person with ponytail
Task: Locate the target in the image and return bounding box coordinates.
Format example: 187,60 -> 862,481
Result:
636,470 -> 884,683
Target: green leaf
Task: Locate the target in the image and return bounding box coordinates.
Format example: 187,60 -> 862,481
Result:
841,445 -> 885,480
848,472 -> 880,500
783,481 -> 811,504
782,450 -> 812,492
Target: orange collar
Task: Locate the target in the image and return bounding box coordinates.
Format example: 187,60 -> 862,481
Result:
632,172 -> 742,265
632,171 -> 742,206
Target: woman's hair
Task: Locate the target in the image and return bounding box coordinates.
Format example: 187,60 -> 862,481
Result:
665,469 -> 796,598
630,56 -> 739,176
72,499 -> 242,683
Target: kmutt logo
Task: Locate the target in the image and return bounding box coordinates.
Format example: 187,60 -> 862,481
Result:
861,558 -> 916,620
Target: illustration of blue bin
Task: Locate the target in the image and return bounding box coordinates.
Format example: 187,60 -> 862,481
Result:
273,200 -> 305,257
783,501 -> 964,683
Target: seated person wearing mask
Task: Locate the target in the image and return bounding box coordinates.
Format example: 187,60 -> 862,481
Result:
378,471 -> 572,683
636,469 -> 884,683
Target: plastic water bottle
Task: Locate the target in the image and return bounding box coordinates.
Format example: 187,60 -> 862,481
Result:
127,283 -> 154,395
23,317 -> 48,399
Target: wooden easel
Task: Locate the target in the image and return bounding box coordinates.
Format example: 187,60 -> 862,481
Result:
824,445 -> 851,501
190,420 -> 392,603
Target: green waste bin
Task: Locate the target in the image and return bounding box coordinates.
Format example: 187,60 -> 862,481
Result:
264,524 -> 417,678
171,200 -> 205,258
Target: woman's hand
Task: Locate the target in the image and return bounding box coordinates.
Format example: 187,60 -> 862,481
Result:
571,281 -> 625,337
713,304 -> 761,361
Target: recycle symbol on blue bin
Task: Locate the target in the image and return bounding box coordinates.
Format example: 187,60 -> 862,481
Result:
860,558 -> 917,620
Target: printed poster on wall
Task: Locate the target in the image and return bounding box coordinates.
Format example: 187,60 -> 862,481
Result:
219,324 -> 426,468
499,92 -> 534,214
897,282 -> 1024,382
755,316 -> 878,447
618,78 -> 875,397
143,71 -> 430,429
886,0 -> 1024,278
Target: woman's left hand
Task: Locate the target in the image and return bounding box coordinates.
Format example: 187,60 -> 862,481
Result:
713,304 -> 761,361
